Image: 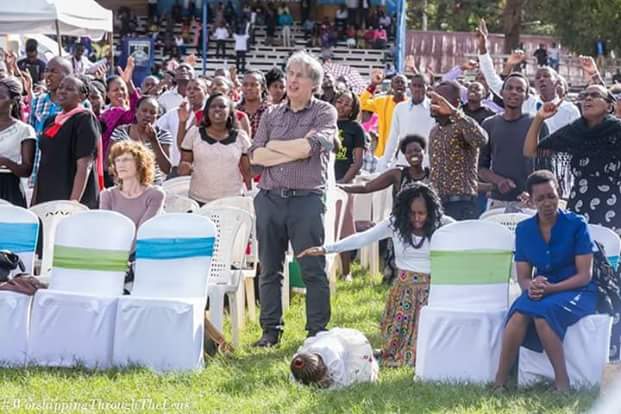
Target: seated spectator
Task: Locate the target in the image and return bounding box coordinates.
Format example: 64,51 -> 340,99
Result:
345,25 -> 357,49
265,67 -> 286,104
32,76 -> 99,208
356,25 -> 367,49
101,140 -> 164,229
335,5 -> 349,39
290,328 -> 379,389
494,170 -> 597,392
378,10 -> 391,34
364,25 -> 376,48
177,93 -> 252,205
374,25 -> 388,49
110,97 -> 172,185
0,77 -> 35,207
303,18 -> 316,46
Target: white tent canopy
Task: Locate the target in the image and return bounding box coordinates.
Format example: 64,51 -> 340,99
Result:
0,0 -> 113,37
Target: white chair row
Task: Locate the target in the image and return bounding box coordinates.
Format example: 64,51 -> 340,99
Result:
0,204 -> 252,371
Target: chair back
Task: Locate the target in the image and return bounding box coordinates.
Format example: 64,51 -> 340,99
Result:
161,176 -> 191,197
589,224 -> 621,271
482,213 -> 531,233
29,200 -> 89,276
479,207 -> 535,220
163,194 -> 200,213
0,199 -> 9,205
132,213 -> 217,299
49,210 -> 135,296
430,220 -> 514,310
0,205 -> 39,275
197,206 -> 252,287
325,187 -> 349,244
204,196 -> 256,265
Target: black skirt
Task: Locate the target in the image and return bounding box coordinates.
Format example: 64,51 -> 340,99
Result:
0,173 -> 26,207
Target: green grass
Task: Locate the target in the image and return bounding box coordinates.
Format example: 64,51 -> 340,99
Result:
0,269 -> 598,414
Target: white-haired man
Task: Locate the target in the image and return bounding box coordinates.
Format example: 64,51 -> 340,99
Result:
249,51 -> 337,347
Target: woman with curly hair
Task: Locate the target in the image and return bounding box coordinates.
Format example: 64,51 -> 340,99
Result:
100,140 -> 164,229
299,182 -> 453,367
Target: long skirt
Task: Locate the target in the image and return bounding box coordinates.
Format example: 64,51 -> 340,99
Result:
379,269 -> 430,367
0,173 -> 27,207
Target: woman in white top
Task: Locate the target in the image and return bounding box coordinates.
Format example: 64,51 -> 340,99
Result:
300,182 -> 452,367
178,93 -> 252,205
0,77 -> 35,207
290,327 -> 379,389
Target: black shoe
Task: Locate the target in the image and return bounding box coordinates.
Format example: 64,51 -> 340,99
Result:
252,331 -> 281,348
307,329 -> 327,338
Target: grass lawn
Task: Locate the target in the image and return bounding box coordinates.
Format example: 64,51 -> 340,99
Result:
0,269 -> 599,414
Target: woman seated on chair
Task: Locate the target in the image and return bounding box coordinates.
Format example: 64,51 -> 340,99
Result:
177,93 -> 252,206
494,170 -> 596,392
100,140 -> 164,229
338,134 -> 429,197
299,183 -> 451,368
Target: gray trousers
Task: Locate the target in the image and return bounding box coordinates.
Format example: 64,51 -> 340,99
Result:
254,190 -> 330,334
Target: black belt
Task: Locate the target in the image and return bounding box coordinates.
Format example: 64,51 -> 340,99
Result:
441,194 -> 477,203
263,189 -> 323,198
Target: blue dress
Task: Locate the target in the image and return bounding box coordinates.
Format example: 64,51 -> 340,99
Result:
507,210 -> 597,352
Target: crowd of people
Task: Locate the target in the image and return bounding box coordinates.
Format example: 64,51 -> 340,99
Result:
0,10 -> 620,392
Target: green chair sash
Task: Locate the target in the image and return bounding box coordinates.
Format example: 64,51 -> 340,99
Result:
52,245 -> 129,272
431,249 -> 513,285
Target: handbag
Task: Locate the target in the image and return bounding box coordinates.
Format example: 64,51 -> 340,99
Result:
592,241 -> 621,316
0,250 -> 25,283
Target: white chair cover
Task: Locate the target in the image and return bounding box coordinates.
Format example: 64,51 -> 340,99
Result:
28,211 -> 134,368
519,315 -> 612,387
161,176 -> 191,197
112,213 -> 216,372
29,200 -> 89,277
0,205 -> 39,366
198,206 -> 252,347
415,221 -> 514,383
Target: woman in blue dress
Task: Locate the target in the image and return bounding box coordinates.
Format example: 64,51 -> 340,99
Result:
494,170 -> 597,392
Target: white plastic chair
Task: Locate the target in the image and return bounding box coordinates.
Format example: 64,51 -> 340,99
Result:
198,206 -> 252,348
415,220 -> 514,383
112,213 -> 216,372
29,200 -> 89,278
367,185 -> 393,276
351,191 -> 374,269
517,224 -> 619,388
0,205 -> 39,366
204,196 -> 257,323
0,199 -> 9,205
28,211 -> 134,369
163,194 -> 200,213
162,176 -> 191,197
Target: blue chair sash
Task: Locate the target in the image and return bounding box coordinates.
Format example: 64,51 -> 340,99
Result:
136,237 -> 215,260
609,256 -> 619,272
0,223 -> 38,253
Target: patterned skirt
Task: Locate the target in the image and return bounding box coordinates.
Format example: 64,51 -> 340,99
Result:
379,270 -> 430,367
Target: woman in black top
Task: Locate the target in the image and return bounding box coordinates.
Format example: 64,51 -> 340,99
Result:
32,76 -> 99,208
335,89 -> 365,183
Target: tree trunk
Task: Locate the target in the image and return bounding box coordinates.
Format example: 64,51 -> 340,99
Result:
503,0 -> 524,54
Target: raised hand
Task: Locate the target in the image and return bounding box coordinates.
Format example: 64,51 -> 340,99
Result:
94,64 -> 109,81
370,68 -> 384,86
428,91 -> 457,116
475,19 -> 488,54
460,59 -> 479,71
536,101 -> 561,120
178,100 -> 191,124
507,49 -> 526,66
117,56 -> 135,84
297,246 -> 327,258
578,55 -> 598,76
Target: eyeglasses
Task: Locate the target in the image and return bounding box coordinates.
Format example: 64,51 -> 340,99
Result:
577,91 -> 609,101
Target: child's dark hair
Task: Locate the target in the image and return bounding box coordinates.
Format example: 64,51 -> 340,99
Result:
290,352 -> 331,388
335,88 -> 360,120
390,182 -> 443,247
399,134 -> 426,154
265,67 -> 285,88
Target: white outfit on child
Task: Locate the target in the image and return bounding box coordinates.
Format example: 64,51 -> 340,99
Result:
295,328 -> 379,389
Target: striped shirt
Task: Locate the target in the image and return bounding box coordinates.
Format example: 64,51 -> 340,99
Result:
250,98 -> 337,191
110,124 -> 173,185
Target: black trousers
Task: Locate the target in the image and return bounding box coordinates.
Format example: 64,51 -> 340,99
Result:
215,40 -> 226,59
235,51 -> 246,72
442,199 -> 479,221
254,190 -> 329,335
